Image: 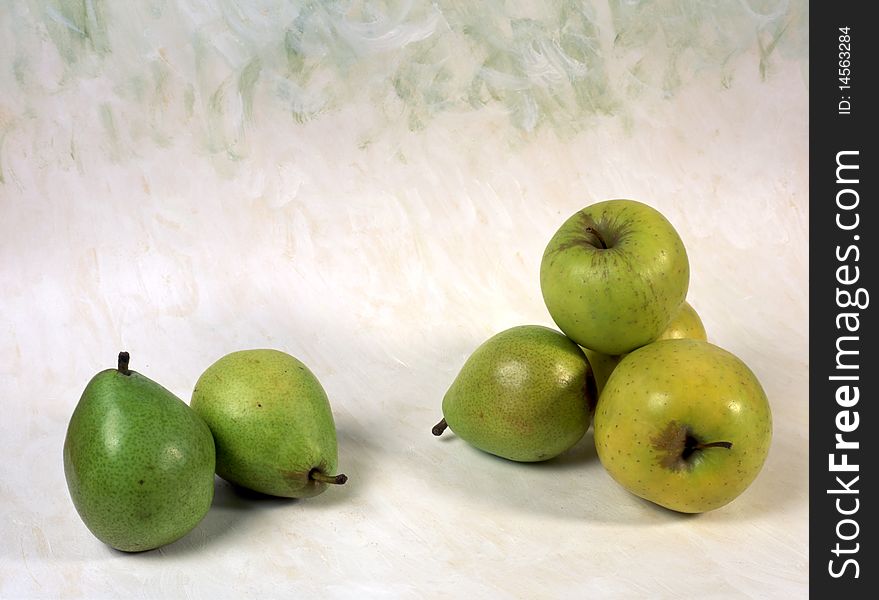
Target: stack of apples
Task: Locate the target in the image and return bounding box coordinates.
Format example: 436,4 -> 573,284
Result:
433,199 -> 772,513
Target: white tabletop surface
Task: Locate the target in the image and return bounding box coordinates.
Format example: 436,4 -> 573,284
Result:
1,2 -> 808,598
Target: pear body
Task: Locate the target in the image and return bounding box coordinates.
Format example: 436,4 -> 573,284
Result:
441,325 -> 594,462
63,362 -> 216,552
190,349 -> 341,498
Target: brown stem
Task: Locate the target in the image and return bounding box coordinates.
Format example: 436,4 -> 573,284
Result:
309,469 -> 348,485
679,433 -> 732,462
585,226 -> 608,250
695,441 -> 733,450
117,352 -> 131,376
432,418 -> 448,436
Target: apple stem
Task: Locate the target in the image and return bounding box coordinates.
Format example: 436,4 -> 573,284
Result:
696,441 -> 733,450
432,418 -> 448,436
117,351 -> 131,376
309,469 -> 348,485
585,227 -> 608,250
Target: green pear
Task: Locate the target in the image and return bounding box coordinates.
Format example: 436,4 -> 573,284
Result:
584,300 -> 707,396
433,325 -> 595,462
593,340 -> 772,513
63,353 -> 216,552
540,199 -> 690,355
190,349 -> 346,498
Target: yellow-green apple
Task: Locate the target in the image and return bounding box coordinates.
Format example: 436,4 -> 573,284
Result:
540,199 -> 689,355
656,301 -> 707,342
593,339 -> 772,513
582,349 -> 621,398
584,300 -> 707,396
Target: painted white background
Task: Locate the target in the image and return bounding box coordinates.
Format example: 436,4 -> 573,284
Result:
1,2 -> 807,597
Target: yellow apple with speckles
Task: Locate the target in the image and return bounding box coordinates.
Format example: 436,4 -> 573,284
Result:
584,300 -> 707,397
593,339 -> 772,513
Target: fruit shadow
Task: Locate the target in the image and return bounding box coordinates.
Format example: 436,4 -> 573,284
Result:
130,478 -> 295,559
316,415 -> 377,508
616,470 -> 800,524
133,417 -> 370,558
430,429 -> 778,526
431,427 -> 602,470
686,437 -> 806,523
429,430 -> 632,524
532,429 -> 600,470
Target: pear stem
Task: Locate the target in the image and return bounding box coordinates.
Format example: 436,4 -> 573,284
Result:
117,351 -> 131,376
432,418 -> 448,436
695,441 -> 733,450
309,469 -> 348,485
585,226 -> 608,250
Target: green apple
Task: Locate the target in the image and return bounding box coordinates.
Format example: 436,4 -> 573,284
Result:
583,300 -> 707,396
656,301 -> 707,342
581,348 -> 621,398
540,199 -> 690,355
593,339 -> 772,513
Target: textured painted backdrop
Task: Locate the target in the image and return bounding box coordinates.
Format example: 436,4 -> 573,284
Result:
3,1 -> 807,160
1,1 -> 808,598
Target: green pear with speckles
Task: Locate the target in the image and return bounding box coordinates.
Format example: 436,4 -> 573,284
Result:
593,339 -> 772,513
190,349 -> 347,498
63,352 -> 216,552
540,199 -> 690,355
432,325 -> 595,462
